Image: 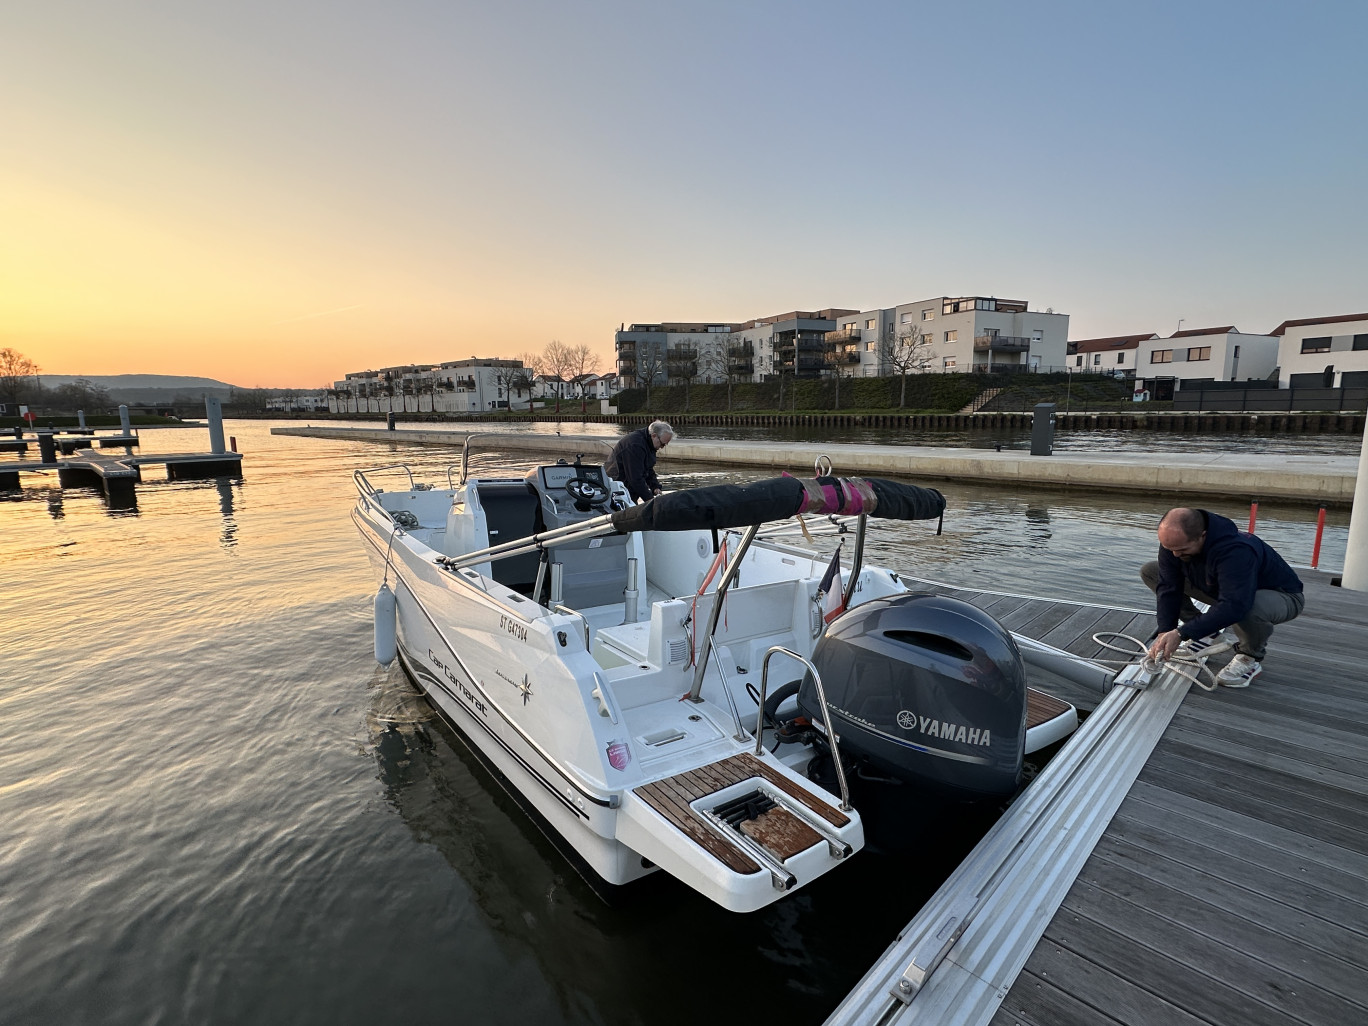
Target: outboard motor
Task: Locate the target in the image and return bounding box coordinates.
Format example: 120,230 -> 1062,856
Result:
797,593 -> 1027,803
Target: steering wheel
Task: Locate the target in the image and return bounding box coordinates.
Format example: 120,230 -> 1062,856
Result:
565,478 -> 610,506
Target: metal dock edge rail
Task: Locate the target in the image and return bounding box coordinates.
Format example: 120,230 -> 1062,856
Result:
825,662 -> 1192,1026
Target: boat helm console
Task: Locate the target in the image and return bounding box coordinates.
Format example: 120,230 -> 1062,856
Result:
525,457 -> 622,525
524,458 -> 632,608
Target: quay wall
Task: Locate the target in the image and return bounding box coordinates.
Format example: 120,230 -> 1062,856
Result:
273,426 -> 1359,505
298,410 -> 1368,434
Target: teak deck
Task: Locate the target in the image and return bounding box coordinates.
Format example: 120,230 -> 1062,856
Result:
864,570 -> 1368,1026
635,752 -> 850,874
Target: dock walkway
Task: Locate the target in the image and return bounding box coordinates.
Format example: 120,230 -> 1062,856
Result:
270,425 -> 1359,504
831,569 -> 1368,1026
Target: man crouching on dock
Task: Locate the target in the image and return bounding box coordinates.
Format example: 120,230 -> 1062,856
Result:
1143,507 -> 1305,687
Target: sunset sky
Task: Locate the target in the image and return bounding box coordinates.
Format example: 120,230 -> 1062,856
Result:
3,1 -> 1365,388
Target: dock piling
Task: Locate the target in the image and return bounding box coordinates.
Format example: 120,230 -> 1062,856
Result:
205,396 -> 226,455
1341,416 -> 1368,590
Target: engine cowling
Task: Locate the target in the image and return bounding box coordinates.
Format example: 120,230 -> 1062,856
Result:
797,593 -> 1027,800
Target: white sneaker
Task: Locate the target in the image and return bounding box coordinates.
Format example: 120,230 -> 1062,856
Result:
1216,654 -> 1262,688
1177,631 -> 1235,658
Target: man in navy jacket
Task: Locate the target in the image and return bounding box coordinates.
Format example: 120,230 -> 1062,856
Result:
1143,507 -> 1304,687
606,420 -> 673,503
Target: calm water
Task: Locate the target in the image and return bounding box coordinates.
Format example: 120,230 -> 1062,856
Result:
0,422 -> 1353,1025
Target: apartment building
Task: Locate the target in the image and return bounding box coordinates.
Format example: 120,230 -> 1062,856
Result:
615,311 -> 854,386
833,297 -> 1070,376
330,358 -> 530,414
1067,333 -> 1158,378
1135,327 -> 1279,398
1269,313 -> 1368,388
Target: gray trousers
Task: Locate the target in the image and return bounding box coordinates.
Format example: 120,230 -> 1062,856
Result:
1140,561 -> 1305,661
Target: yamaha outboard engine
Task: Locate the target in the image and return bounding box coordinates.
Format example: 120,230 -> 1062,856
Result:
797,593 -> 1027,803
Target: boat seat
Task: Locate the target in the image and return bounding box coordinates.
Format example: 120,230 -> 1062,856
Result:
474,481 -> 541,593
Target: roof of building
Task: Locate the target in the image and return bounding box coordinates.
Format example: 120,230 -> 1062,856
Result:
1170,326 -> 1235,338
1070,333 -> 1159,353
1267,312 -> 1368,336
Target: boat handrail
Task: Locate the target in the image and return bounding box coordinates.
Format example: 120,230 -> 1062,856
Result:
459,432 -> 615,485
354,464 -> 417,522
689,524 -> 761,703
755,646 -> 851,812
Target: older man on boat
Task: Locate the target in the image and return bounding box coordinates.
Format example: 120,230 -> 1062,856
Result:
1143,507 -> 1305,687
606,420 -> 673,503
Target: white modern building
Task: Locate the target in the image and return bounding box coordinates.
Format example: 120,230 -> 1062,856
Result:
1269,313 -> 1368,388
330,358 -> 532,414
1135,327 -> 1279,398
1067,333 -> 1158,378
833,297 -> 1070,377
266,392 -> 330,412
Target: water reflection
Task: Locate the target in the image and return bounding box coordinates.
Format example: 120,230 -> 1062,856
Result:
46,489 -> 64,520
216,478 -> 239,549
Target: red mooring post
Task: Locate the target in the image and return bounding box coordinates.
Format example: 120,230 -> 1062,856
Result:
1312,505 -> 1327,569
1248,501 -> 1259,534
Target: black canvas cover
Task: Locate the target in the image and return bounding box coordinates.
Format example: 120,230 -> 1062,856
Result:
610,475 -> 945,534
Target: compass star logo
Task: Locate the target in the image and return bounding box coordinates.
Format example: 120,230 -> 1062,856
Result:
518,674 -> 534,705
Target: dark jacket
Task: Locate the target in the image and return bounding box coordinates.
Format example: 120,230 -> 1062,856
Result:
1157,510 -> 1304,638
605,428 -> 659,502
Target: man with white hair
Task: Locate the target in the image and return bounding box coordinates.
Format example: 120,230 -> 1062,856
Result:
606,420 -> 673,503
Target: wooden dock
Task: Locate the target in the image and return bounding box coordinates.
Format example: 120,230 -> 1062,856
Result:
829,569 -> 1368,1026
0,449 -> 243,501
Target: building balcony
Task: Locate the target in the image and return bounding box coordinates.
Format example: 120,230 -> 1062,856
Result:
616,341 -> 636,353
973,335 -> 1032,352
727,344 -> 754,359
825,327 -> 861,343
728,360 -> 754,375
827,351 -> 862,365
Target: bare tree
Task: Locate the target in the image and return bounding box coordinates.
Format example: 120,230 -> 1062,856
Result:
493,362 -> 525,412
880,327 -> 936,407
542,340 -> 577,413
716,333 -> 751,412
634,343 -> 665,409
0,347 -> 41,406
562,344 -> 601,414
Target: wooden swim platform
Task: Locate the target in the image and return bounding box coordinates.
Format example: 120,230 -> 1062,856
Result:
829,568 -> 1368,1026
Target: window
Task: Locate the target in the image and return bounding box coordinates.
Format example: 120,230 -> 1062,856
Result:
920,333 -> 932,346
1151,350 -> 1173,364
1354,334 -> 1368,351
922,309 -> 934,320
943,357 -> 956,370
1075,355 -> 1084,367
1093,354 -> 1102,365
1301,336 -> 1332,354
1117,353 -> 1125,364
865,341 -> 876,352
944,330 -> 957,343
1187,346 -> 1211,361
866,318 -> 877,330
900,312 -> 913,323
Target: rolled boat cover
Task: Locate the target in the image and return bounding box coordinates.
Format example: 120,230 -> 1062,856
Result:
610,475 -> 945,533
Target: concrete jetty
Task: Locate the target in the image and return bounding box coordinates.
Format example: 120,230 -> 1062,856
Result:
270,424 -> 1358,504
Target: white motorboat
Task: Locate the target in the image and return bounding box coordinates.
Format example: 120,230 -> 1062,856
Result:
353,439 -> 1081,913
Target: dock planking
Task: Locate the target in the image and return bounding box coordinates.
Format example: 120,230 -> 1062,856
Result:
975,568 -> 1368,1026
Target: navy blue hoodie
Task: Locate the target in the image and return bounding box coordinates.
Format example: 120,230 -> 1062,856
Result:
1156,510 -> 1304,639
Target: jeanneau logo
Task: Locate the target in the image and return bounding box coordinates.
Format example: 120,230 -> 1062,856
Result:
896,709 -> 991,747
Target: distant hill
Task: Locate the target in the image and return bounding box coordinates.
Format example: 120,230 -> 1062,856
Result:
39,374 -> 240,405
40,374 -> 237,391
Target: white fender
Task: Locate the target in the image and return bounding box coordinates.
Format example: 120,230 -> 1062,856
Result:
374,582 -> 397,665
